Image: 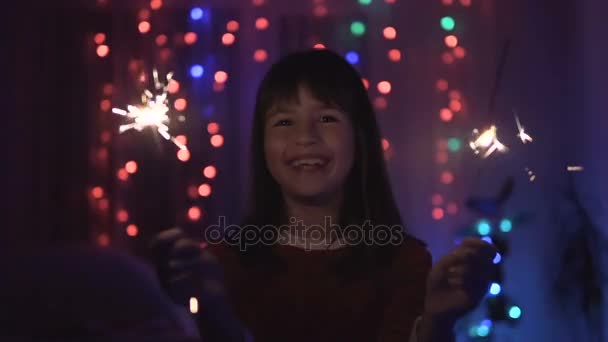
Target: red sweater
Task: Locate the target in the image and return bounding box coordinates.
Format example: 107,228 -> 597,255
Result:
207,238 -> 431,342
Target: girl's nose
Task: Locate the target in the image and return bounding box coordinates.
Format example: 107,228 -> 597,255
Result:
294,120 -> 319,146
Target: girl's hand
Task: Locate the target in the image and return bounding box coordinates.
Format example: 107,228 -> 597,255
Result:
422,238 -> 497,328
150,227 -> 247,342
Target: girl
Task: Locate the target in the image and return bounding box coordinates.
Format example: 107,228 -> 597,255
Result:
153,49 -> 496,342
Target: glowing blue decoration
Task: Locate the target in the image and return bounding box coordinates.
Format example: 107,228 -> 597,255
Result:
493,252 -> 502,264
481,236 -> 493,244
477,220 -> 492,236
345,51 -> 360,64
489,283 -> 501,295
190,7 -> 204,20
477,325 -> 490,337
190,65 -> 204,78
508,306 -> 522,319
500,218 -> 513,232
481,319 -> 493,328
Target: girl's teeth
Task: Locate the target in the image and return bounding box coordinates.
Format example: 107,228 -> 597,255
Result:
292,159 -> 324,167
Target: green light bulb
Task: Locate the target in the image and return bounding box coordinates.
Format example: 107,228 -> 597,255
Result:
351,21 -> 366,36
441,16 -> 456,31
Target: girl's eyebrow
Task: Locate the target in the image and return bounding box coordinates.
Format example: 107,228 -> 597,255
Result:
267,105 -> 296,117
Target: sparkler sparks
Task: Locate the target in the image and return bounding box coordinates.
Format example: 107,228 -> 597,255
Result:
469,126 -> 509,158
514,113 -> 533,144
112,69 -> 187,150
567,166 -> 584,172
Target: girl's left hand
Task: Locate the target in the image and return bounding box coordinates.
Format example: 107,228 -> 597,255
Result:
423,238 -> 497,326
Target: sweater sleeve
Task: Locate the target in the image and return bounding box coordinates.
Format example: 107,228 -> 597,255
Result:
376,240 -> 432,342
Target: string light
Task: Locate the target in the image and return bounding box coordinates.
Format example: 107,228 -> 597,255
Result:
383,26 -> 397,40
203,166 -> 217,179
222,33 -> 236,45
255,17 -> 270,30
207,122 -> 220,134
96,45 -> 110,58
126,224 -> 139,237
190,65 -> 204,78
198,184 -> 212,197
94,33 -> 106,44
345,51 -> 360,65
184,32 -> 198,45
190,7 -> 204,20
227,20 -> 240,32
253,49 -> 268,62
444,35 -> 458,48
377,81 -> 392,94
441,16 -> 455,31
350,21 -> 366,36
388,49 -> 402,62
214,71 -> 228,83
138,21 -> 151,34
188,206 -> 202,221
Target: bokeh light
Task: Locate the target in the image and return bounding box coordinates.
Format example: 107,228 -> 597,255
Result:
168,80 -> 180,93
508,306 -> 522,319
359,0 -> 372,5
383,26 -> 397,40
442,0 -> 454,5
94,33 -> 106,45
431,194 -> 444,206
388,49 -> 402,62
156,34 -> 168,46
253,49 -> 268,62
449,90 -> 462,100
477,220 -> 492,236
445,35 -> 458,48
99,100 -> 111,112
313,43 -> 326,49
117,210 -> 129,223
436,79 -> 449,92
96,45 -> 110,58
454,46 -> 467,59
207,122 -> 220,134
91,186 -> 104,199
198,183 -> 212,197
255,17 -> 270,30
436,151 -> 448,164
97,233 -> 110,247
188,206 -> 202,221
447,138 -> 462,152
138,21 -> 151,34
175,135 -> 187,146
214,71 -> 228,83
117,168 -> 129,181
440,16 -> 455,31
210,134 -> 224,147
447,202 -> 458,214
203,165 -> 217,179
381,138 -> 390,151
190,7 -> 204,20
377,81 -> 392,94
126,224 -> 139,237
150,0 -> 162,10
460,0 -> 472,6
500,218 -> 513,232
223,21 -> 239,34
345,51 -> 359,65
174,98 -> 187,111
222,33 -> 236,45
177,149 -> 190,162
252,0 -> 265,6
184,32 -> 198,45
489,283 -> 501,296
351,21 -> 366,36
449,99 -> 462,112
493,252 -> 502,264
313,5 -> 328,17
373,97 -> 388,110
361,78 -> 369,90
441,171 -> 455,184
432,208 -> 445,220
440,108 -> 454,122
190,64 -> 204,78
125,161 -> 138,174
442,52 -> 454,64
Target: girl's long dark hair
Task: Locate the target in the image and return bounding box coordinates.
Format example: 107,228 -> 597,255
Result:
239,49 -> 421,277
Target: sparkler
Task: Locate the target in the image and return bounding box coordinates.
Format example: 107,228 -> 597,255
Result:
469,126 -> 509,158
112,69 -> 187,150
514,113 -> 533,144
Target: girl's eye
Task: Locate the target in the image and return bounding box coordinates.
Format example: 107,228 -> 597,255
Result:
320,115 -> 338,123
273,119 -> 292,127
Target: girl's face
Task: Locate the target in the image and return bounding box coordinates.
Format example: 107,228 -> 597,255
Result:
264,86 -> 355,204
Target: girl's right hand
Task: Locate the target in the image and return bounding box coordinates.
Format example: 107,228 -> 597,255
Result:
151,227 -> 248,342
